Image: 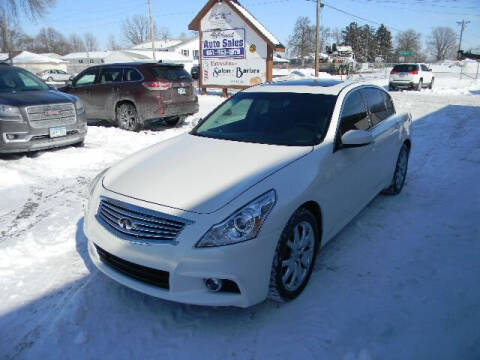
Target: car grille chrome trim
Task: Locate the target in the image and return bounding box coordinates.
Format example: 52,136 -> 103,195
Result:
25,103 -> 76,128
96,196 -> 191,245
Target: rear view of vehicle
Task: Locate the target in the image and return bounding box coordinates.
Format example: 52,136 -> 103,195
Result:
389,63 -> 434,91
0,65 -> 87,154
140,64 -> 199,127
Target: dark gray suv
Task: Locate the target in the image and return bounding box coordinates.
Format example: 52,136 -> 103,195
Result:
60,62 -> 199,131
0,65 -> 87,154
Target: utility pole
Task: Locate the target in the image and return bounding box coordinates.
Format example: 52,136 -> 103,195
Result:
314,0 -> 322,77
148,0 -> 156,61
456,19 -> 470,55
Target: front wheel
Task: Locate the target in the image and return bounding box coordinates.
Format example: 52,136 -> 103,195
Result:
416,80 -> 423,91
47,77 -> 53,82
116,103 -> 141,131
429,78 -> 434,89
268,208 -> 320,302
165,116 -> 186,127
383,143 -> 410,195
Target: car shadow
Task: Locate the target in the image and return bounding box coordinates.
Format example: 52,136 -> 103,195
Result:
87,119 -> 176,132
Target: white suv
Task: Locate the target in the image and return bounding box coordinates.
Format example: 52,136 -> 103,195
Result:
389,63 -> 434,91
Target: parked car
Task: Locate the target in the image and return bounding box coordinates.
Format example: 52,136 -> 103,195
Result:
191,64 -> 199,80
60,62 -> 199,131
38,69 -> 73,83
389,63 -> 434,91
0,65 -> 87,154
84,79 -> 412,308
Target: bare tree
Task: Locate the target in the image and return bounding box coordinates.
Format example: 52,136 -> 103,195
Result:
395,29 -> 423,62
107,34 -> 121,50
158,26 -> 170,42
330,28 -> 342,45
84,32 -> 98,52
69,34 -> 86,52
1,0 -> 55,59
121,15 -> 152,46
288,17 -> 315,66
34,27 -> 71,55
428,27 -> 457,61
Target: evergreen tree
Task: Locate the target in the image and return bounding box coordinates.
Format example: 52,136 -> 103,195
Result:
375,24 -> 394,62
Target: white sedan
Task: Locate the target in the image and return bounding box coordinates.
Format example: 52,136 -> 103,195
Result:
84,79 -> 412,308
38,69 -> 72,82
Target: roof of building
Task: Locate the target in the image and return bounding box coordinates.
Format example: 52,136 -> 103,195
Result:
13,51 -> 65,64
132,37 -> 198,51
244,78 -> 357,95
123,50 -> 193,62
62,51 -> 110,60
189,0 -> 284,51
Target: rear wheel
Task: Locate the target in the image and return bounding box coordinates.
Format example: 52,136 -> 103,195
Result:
47,77 -> 53,82
165,116 -> 186,127
388,83 -> 395,91
383,143 -> 409,195
268,208 -> 320,302
429,78 -> 434,89
416,79 -> 423,91
116,103 -> 141,131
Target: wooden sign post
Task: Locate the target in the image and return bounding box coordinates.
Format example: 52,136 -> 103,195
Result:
189,0 -> 285,95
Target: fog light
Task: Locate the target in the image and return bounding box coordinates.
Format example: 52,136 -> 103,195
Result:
6,134 -> 17,140
205,278 -> 223,292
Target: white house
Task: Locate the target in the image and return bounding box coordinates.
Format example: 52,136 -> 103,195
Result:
132,37 -> 200,63
12,51 -> 67,73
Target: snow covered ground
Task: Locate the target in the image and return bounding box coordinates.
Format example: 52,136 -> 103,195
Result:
1,73 -> 479,360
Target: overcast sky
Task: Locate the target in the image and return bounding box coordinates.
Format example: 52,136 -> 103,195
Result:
19,0 -> 480,51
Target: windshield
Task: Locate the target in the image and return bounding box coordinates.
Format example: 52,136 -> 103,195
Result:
393,64 -> 419,72
193,92 -> 337,146
150,67 -> 191,81
0,68 -> 50,92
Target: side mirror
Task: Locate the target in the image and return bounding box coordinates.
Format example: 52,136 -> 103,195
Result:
341,130 -> 373,148
67,80 -> 73,87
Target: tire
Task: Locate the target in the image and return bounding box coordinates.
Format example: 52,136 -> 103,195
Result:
383,143 -> 410,195
429,78 -> 434,89
388,84 -> 395,91
47,77 -> 53,82
73,140 -> 85,148
165,116 -> 186,127
116,103 -> 141,131
415,79 -> 423,91
268,208 -> 320,302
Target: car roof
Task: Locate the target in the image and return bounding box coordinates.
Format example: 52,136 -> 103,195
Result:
94,62 -> 185,68
244,78 -> 357,96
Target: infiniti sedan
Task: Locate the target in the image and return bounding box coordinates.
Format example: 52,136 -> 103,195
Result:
84,79 -> 412,307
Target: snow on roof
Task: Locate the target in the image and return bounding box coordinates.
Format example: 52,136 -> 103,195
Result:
132,39 -> 183,50
62,51 -> 110,60
40,53 -> 63,59
229,0 -> 282,48
273,55 -> 289,63
13,51 -> 65,64
123,50 -> 193,62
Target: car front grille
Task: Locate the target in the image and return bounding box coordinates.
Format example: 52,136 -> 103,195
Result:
25,103 -> 76,129
96,197 -> 190,245
95,244 -> 170,289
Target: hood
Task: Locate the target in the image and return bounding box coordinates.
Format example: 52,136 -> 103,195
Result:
0,90 -> 76,107
103,133 -> 312,214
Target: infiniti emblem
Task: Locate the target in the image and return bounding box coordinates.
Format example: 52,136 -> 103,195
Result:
118,217 -> 134,231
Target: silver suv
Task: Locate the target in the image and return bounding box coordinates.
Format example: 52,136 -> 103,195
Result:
0,65 -> 87,154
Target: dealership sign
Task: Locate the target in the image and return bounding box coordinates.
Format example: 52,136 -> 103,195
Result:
189,0 -> 285,91
203,28 -> 245,59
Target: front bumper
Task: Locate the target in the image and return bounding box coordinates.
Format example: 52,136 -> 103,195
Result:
0,112 -> 87,154
84,190 -> 281,308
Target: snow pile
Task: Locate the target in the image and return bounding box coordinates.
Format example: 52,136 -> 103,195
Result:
273,68 -> 334,82
13,51 -> 66,64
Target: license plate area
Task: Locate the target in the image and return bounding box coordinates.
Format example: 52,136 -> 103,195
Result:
49,126 -> 67,138
177,87 -> 186,95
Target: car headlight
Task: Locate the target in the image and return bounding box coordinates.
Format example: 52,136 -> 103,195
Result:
89,168 -> 109,196
0,105 -> 22,121
196,190 -> 276,248
75,99 -> 85,115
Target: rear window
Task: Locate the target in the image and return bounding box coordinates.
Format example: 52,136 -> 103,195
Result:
392,64 -> 419,72
150,67 -> 191,81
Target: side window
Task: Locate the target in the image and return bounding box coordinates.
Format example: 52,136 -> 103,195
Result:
123,68 -> 142,82
74,68 -> 97,87
421,64 -> 428,71
339,90 -> 370,137
99,68 -> 123,84
384,92 -> 395,117
362,88 -> 391,127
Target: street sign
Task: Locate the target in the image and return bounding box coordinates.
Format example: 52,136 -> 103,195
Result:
400,51 -> 414,57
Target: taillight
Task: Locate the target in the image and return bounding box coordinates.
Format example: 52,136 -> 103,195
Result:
390,70 -> 397,74
409,70 -> 418,75
142,81 -> 171,90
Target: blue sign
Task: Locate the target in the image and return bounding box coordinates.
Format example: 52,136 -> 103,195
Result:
202,28 -> 246,59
